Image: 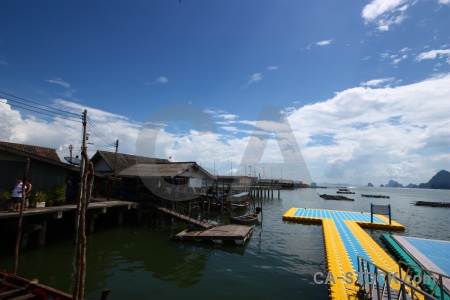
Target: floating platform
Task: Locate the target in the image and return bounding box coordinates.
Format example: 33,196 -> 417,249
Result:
283,207 -> 406,299
382,234 -> 450,299
174,225 -> 253,246
319,194 -> 354,201
414,201 -> 450,208
361,194 -> 390,198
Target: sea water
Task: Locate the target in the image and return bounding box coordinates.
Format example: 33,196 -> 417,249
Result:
0,187 -> 448,299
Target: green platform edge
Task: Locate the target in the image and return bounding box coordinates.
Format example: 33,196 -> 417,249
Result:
381,234 -> 450,300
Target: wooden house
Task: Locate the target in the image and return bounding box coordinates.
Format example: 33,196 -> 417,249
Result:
88,150 -> 169,198
116,162 -> 215,201
0,141 -> 74,192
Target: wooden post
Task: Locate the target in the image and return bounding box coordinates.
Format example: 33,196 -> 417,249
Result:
73,148 -> 92,300
13,158 -> 30,274
88,215 -> 97,233
117,210 -> 124,225
38,220 -> 48,247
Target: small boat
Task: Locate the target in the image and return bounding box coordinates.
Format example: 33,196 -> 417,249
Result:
230,213 -> 259,225
0,269 -> 110,299
230,201 -> 250,210
0,269 -> 73,299
230,207 -> 261,225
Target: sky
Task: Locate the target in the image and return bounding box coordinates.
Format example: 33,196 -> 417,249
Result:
0,0 -> 449,186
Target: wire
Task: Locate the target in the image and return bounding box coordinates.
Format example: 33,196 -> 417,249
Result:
87,118 -> 112,142
2,101 -> 82,123
86,120 -> 116,145
0,90 -> 120,146
0,89 -> 80,118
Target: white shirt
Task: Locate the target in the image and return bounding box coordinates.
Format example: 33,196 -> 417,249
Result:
12,182 -> 23,198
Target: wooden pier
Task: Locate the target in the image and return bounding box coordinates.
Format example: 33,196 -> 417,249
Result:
174,224 -> 253,245
0,199 -> 138,249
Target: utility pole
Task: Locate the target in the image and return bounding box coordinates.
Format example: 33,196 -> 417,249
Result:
113,139 -> 119,173
74,109 -> 87,244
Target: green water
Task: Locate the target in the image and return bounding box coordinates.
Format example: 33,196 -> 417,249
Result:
0,187 -> 448,299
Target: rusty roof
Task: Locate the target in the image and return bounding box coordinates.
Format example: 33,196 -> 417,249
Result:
0,141 -> 62,163
91,150 -> 169,173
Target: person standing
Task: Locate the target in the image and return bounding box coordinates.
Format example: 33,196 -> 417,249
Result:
24,178 -> 32,210
11,178 -> 23,212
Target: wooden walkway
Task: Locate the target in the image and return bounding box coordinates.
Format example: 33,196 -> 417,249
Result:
174,225 -> 253,245
0,199 -> 138,220
151,205 -> 214,229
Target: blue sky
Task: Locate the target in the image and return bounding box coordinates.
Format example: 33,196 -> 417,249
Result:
1,0 -> 449,186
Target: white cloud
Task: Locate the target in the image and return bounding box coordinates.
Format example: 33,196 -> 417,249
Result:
362,0 -> 406,21
438,0 -> 450,4
241,73 -> 263,88
316,40 -> 332,46
267,66 -> 279,71
288,73 -> 450,185
362,0 -> 411,31
360,77 -> 395,87
248,73 -> 263,83
46,78 -> 71,89
46,78 -> 77,97
416,49 -> 450,64
2,73 -> 450,185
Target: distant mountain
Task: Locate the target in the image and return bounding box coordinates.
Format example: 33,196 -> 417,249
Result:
378,170 -> 450,189
418,170 -> 450,189
383,180 -> 404,188
367,183 -> 374,187
405,183 -> 418,188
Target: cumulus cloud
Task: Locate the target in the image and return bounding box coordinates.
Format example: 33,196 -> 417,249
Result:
288,73 -> 450,185
362,0 -> 411,31
2,73 -> 450,185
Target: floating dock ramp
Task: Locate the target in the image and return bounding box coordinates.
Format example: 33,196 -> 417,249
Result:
283,208 -> 409,299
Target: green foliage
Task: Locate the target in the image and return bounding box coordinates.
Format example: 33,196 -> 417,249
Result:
0,189 -> 12,201
49,184 -> 66,203
31,191 -> 48,203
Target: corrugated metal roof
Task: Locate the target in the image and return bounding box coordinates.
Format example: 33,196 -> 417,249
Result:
91,150 -> 169,173
117,162 -> 195,178
0,141 -> 61,162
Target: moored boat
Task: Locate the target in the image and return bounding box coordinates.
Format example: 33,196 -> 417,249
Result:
230,201 -> 250,210
0,269 -> 73,299
230,207 -> 262,225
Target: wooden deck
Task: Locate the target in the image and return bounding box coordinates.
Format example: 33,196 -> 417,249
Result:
174,225 -> 253,245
